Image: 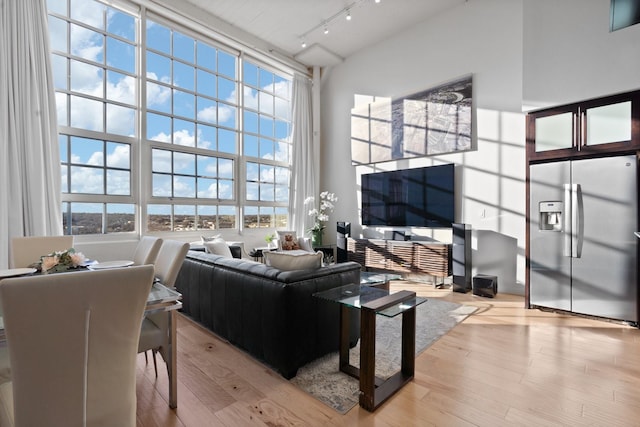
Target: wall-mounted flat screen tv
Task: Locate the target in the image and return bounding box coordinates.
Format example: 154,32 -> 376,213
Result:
361,163 -> 455,228
610,0 -> 640,31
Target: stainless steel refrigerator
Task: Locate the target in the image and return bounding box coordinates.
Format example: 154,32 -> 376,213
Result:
529,154 -> 638,324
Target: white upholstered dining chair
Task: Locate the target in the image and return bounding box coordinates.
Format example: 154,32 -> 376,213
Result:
138,240 -> 189,377
9,235 -> 74,268
0,265 -> 155,427
132,236 -> 163,266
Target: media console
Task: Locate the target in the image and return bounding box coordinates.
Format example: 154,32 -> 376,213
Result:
346,238 -> 452,279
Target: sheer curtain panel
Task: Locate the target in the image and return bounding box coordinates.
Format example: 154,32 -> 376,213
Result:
0,0 -> 62,269
288,74 -> 316,237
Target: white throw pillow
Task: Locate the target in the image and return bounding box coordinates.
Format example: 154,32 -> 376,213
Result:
203,240 -> 233,258
297,237 -> 313,252
201,234 -> 221,243
263,250 -> 322,271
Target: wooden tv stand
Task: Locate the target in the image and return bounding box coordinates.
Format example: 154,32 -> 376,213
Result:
346,238 -> 451,279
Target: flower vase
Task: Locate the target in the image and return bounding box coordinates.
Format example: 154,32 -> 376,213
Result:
311,230 -> 323,247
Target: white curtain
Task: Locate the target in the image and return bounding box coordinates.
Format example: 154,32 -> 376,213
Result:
0,0 -> 62,269
288,74 -> 316,237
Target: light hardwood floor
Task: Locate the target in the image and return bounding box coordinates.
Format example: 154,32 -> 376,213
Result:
136,281 -> 640,426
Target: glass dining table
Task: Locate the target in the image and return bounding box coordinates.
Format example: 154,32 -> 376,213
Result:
0,268 -> 183,409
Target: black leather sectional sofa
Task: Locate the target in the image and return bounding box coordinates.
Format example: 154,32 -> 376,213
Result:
174,250 -> 362,379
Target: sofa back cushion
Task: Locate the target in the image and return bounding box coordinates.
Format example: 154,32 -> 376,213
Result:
263,250 -> 322,271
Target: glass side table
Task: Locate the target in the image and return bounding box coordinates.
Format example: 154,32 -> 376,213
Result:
360,271 -> 402,291
313,284 -> 426,411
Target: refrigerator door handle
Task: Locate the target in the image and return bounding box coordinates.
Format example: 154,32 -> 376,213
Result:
563,184 -> 572,257
574,183 -> 584,258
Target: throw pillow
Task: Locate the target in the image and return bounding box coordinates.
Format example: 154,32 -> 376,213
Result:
201,234 -> 221,243
277,230 -> 300,251
203,240 -> 233,258
263,250 -> 322,271
297,237 -> 313,252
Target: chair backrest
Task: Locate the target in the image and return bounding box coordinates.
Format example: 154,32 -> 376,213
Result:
132,236 -> 163,265
0,265 -> 154,427
154,240 -> 190,288
10,235 -> 74,268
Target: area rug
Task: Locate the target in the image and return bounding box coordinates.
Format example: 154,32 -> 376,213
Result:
290,298 -> 476,414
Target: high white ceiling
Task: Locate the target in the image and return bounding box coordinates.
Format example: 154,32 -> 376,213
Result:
180,0 -> 468,67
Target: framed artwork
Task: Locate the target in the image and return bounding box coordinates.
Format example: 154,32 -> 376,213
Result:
351,75 -> 472,165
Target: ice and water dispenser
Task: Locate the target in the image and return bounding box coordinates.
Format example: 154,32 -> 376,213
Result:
539,201 -> 563,231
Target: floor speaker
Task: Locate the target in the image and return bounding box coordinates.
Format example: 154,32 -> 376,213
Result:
452,223 -> 472,293
337,221 -> 350,262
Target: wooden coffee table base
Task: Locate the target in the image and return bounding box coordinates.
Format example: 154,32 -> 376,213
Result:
339,290 -> 418,412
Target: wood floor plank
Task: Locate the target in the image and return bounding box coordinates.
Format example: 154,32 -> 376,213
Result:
136,282 -> 640,426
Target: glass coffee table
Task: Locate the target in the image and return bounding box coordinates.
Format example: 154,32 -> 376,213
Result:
360,271 -> 402,291
313,283 -> 426,411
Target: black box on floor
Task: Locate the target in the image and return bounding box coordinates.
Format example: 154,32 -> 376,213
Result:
472,274 -> 498,298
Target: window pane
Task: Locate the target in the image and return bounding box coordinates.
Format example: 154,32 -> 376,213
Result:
244,62 -> 258,87
52,54 -> 67,90
219,104 -> 236,129
56,93 -> 68,126
106,104 -> 135,135
218,206 -> 236,228
196,123 -> 216,149
173,32 -> 194,63
260,183 -> 274,201
197,205 -> 217,230
147,82 -> 171,113
219,128 -> 236,154
196,41 -> 216,71
219,180 -> 233,199
147,112 -> 171,141
106,9 -> 135,42
197,69 -> 216,97
197,156 -> 216,177
106,142 -> 130,168
246,182 -> 259,201
70,60 -> 103,97
106,169 -> 130,195
49,16 -> 67,52
174,89 -> 195,119
244,87 -> 258,110
106,71 -> 135,104
218,50 -> 236,78
173,175 -> 195,197
174,205 -> 195,231
218,158 -> 233,179
259,138 -> 274,159
106,203 -> 135,233
147,204 -> 171,231
197,97 -> 216,124
173,119 -> 195,146
70,0 -> 104,29
106,37 -> 134,73
259,92 -> 274,116
173,61 -> 195,90
71,137 -> 103,165
147,21 -> 170,54
244,134 -> 258,157
71,166 -> 104,194
244,111 -> 258,133
152,173 -> 172,196
174,152 -> 195,174
152,149 -> 172,172
70,202 -> 103,234
218,77 -> 236,103
259,68 -> 274,93
70,24 -> 103,62
147,51 -> 171,81
197,178 -> 217,198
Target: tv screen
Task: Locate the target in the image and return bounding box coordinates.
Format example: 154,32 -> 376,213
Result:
610,0 -> 640,31
361,164 -> 455,228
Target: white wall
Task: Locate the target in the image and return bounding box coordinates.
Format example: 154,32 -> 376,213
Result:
523,0 -> 640,110
320,0 -> 526,294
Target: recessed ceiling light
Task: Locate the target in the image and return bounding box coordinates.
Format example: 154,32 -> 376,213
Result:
346,9 -> 352,21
